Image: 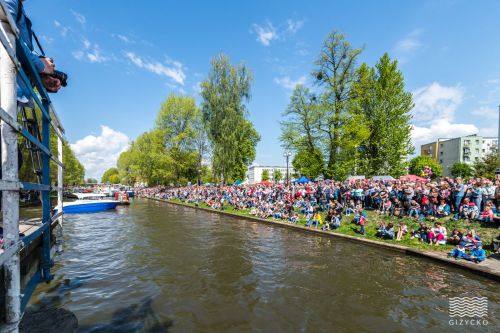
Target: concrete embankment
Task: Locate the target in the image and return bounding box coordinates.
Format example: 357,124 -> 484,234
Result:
146,197 -> 500,281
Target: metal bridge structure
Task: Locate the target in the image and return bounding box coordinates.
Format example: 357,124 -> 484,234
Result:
0,0 -> 64,331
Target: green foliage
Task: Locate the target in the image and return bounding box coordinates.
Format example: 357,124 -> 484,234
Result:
450,162 -> 473,179
18,107 -> 85,186
108,174 -> 120,184
101,167 -> 119,183
473,152 -> 500,179
280,31 -> 415,180
86,178 -> 98,184
261,169 -> 270,181
408,156 -> 442,178
272,169 -> 283,183
201,54 -> 260,184
115,93 -> 210,186
292,148 -> 325,179
353,54 -> 414,177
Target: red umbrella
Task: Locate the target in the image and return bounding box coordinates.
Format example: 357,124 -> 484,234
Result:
399,174 -> 429,182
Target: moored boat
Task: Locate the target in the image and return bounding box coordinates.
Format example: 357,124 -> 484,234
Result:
57,193 -> 118,214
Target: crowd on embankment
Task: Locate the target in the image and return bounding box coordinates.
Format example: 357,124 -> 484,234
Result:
137,177 -> 500,263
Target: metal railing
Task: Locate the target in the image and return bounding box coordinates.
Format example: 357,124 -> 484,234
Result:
0,0 -> 64,330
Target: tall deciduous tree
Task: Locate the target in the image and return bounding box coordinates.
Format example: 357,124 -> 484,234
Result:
201,54 -> 260,184
101,167 -> 119,183
353,54 -> 414,177
313,30 -> 366,179
155,94 -> 201,183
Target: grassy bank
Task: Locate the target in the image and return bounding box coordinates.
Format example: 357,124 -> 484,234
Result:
167,198 -> 499,255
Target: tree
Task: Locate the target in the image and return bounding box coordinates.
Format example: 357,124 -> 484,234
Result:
353,54 -> 414,177
201,54 -> 260,184
86,178 -> 98,184
473,152 -> 500,179
292,148 -> 325,179
155,94 -> 202,184
108,174 -> 120,184
261,169 -> 270,181
101,167 -> 119,183
281,85 -> 321,153
450,162 -> 473,179
272,169 -> 283,183
313,30 -> 367,179
408,156 -> 442,178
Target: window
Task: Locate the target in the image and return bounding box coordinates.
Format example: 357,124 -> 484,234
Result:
483,149 -> 486,153
475,157 -> 479,161
440,151 -> 443,155
475,148 -> 480,153
464,156 -> 470,162
440,144 -> 443,148
464,140 -> 470,145
476,140 -> 480,144
439,159 -> 443,164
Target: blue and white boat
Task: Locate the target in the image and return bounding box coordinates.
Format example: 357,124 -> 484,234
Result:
58,193 -> 118,214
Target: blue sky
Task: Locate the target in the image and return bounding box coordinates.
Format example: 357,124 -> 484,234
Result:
22,0 -> 500,179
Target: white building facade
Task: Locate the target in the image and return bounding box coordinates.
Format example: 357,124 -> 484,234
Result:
246,165 -> 294,184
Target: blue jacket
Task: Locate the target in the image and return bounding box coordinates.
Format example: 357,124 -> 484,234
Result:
4,0 -> 45,102
471,248 -> 486,261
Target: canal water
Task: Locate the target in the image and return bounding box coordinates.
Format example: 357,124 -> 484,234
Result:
28,199 -> 499,332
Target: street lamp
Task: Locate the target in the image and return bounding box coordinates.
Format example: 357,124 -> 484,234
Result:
284,151 -> 292,186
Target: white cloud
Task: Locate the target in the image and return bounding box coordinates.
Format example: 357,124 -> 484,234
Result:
73,37 -> 110,63
70,126 -> 130,180
286,19 -> 303,34
393,29 -> 423,63
116,34 -> 130,43
472,106 -> 497,119
252,21 -> 278,46
70,10 -> 86,26
125,52 -> 186,85
412,82 -> 464,125
412,120 -> 478,149
54,20 -> 70,37
410,82 -> 497,151
274,75 -> 307,90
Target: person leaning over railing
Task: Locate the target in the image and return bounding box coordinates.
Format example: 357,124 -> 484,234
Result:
4,0 -> 61,106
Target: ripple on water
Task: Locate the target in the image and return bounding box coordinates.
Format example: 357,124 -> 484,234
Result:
28,199 -> 500,332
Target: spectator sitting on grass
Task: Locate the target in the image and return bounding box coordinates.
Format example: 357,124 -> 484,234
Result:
306,212 -> 322,228
464,244 -> 486,263
435,199 -> 451,219
431,222 -> 447,246
408,199 -> 420,218
455,198 -> 478,220
448,242 -> 466,259
345,199 -> 355,215
447,228 -> 463,245
463,229 -> 481,249
477,205 -> 493,223
411,222 -> 428,243
377,222 -> 395,239
396,222 -> 408,241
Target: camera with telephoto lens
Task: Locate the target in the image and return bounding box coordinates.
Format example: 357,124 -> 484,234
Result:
49,70 -> 68,87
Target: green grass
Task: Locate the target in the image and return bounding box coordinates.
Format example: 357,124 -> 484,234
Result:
167,198 -> 499,255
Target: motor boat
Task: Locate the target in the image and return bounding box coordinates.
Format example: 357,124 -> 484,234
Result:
57,193 -> 118,214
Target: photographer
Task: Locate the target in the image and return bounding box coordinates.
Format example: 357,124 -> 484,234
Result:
4,0 -> 62,105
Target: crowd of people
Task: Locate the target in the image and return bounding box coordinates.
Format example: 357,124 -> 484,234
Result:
137,176 -> 500,263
